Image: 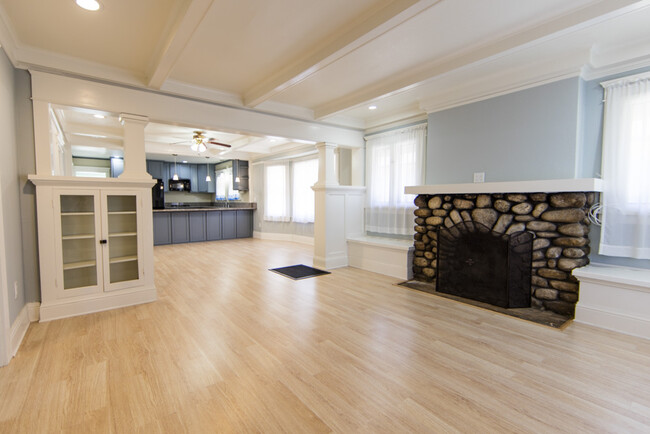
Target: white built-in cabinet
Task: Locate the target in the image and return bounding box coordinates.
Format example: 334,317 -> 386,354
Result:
29,177 -> 157,321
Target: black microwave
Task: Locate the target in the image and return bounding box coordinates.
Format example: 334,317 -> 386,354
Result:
169,179 -> 191,192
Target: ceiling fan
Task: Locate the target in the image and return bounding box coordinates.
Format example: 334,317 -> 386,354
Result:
172,131 -> 232,152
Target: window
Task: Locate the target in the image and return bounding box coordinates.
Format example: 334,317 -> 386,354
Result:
292,158 -> 318,223
365,124 -> 426,235
600,73 -> 650,259
215,167 -> 240,201
264,163 -> 290,222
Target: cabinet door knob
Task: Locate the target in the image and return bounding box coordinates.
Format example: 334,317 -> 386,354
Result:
100,239 -> 107,244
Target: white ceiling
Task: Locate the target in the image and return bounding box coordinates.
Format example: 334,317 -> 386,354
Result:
3,0 -> 650,157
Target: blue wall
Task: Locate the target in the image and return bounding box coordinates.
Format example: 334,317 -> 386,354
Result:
427,78 -> 582,184
425,73 -> 650,269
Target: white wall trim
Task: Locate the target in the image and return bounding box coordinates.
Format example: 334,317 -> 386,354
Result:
39,286 -> 157,323
9,303 -> 30,357
574,263 -> 650,340
347,236 -> 414,280
27,302 -> 40,322
253,230 -> 314,246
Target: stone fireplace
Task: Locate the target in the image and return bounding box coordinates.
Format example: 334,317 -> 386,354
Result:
407,180 -> 602,317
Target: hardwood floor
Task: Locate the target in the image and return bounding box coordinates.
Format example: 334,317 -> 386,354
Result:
1,238 -> 650,433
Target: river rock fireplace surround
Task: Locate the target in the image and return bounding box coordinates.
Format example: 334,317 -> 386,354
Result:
405,179 -> 603,317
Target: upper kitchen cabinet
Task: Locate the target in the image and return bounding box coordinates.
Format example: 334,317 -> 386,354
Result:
233,160 -> 249,191
197,163 -> 216,193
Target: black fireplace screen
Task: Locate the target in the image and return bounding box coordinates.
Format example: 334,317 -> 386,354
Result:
436,222 -> 533,308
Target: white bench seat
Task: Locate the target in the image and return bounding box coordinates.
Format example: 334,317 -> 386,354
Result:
573,263 -> 650,339
347,236 -> 414,280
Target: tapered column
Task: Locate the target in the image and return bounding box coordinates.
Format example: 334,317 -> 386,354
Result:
119,113 -> 150,179
313,143 -> 365,269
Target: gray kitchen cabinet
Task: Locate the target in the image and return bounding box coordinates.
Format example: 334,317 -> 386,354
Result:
206,211 -> 222,240
171,212 -> 190,243
236,210 -> 252,238
153,212 -> 172,245
189,212 -> 206,242
233,160 -> 249,191
196,163 -> 216,193
147,160 -> 165,181
222,211 -> 237,239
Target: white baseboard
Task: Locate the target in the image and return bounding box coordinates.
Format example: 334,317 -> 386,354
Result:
253,231 -> 314,245
10,304 -> 30,357
313,253 -> 349,270
27,302 -> 40,322
574,263 -> 650,340
39,287 -> 157,322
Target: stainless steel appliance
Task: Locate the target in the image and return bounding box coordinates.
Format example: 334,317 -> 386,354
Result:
169,179 -> 191,192
152,179 -> 165,209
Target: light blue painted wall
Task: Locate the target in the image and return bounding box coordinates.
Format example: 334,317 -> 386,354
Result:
426,77 -> 581,184
0,48 -> 27,323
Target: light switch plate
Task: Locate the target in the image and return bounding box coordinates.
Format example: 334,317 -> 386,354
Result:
473,172 -> 485,183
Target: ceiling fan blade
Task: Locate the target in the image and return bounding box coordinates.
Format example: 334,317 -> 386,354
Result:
207,140 -> 232,148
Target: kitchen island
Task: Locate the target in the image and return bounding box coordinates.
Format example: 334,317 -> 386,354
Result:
153,203 -> 256,245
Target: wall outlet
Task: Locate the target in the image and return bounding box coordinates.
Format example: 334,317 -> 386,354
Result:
14,281 -> 18,299
473,172 -> 485,183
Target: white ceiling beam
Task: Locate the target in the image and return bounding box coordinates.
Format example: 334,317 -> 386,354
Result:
313,0 -> 646,119
243,0 -> 441,108
147,0 -> 214,89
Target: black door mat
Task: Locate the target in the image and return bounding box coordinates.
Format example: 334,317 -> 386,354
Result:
270,264 -> 331,280
397,280 -> 572,329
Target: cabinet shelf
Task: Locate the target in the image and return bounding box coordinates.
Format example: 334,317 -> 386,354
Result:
61,212 -> 94,217
63,260 -> 96,271
109,255 -> 138,264
109,232 -> 137,238
62,234 -> 95,240
108,211 -> 136,215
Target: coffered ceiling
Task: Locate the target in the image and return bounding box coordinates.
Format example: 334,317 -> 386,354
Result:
2,0 -> 650,133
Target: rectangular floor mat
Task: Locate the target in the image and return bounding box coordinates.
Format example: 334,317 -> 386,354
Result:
269,264 -> 331,280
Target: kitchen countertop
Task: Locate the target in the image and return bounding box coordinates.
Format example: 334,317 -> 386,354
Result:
154,202 -> 257,212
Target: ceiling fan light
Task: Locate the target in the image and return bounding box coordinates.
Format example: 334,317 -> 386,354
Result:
76,0 -> 101,11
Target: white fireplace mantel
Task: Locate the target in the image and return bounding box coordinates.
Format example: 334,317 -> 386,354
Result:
405,178 -> 603,195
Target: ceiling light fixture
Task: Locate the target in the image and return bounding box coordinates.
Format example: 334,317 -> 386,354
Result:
172,154 -> 179,181
190,131 -> 207,153
368,105 -> 377,110
75,0 -> 101,11
93,114 -> 105,119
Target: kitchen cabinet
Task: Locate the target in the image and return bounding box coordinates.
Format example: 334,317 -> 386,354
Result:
236,210 -> 252,238
206,211 -> 222,240
189,212 -> 206,242
153,212 -> 171,245
222,211 -> 237,239
153,209 -> 253,245
232,160 -> 249,191
171,212 -> 190,243
147,160 -> 166,180
196,164 -> 216,193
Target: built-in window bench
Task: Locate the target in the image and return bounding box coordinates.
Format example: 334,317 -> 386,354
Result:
347,236 -> 414,280
573,263 -> 650,339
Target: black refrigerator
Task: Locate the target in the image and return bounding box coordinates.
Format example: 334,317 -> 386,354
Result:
152,179 -> 165,209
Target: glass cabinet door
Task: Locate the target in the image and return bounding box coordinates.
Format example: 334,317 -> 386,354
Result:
59,193 -> 101,291
104,193 -> 142,290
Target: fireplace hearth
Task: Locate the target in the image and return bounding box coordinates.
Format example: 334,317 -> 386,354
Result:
437,222 -> 532,308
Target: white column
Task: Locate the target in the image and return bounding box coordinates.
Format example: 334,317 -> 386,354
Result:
351,147 -> 365,186
313,143 -> 365,269
32,100 -> 52,176
118,113 -> 150,179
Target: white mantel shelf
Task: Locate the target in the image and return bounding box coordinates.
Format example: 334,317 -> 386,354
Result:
405,178 -> 603,195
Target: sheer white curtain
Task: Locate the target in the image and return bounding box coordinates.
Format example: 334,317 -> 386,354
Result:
264,163 -> 290,222
600,74 -> 650,259
292,158 -> 318,223
365,124 -> 426,235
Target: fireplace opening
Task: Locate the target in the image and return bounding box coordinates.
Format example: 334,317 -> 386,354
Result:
437,222 -> 533,309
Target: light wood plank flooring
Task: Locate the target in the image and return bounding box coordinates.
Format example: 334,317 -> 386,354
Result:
1,238 -> 650,433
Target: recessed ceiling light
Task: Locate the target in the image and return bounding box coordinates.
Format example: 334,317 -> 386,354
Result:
75,0 -> 101,11
93,114 -> 105,119
368,105 -> 377,110
182,160 -> 188,164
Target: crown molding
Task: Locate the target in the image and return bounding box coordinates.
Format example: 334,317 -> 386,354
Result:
0,3 -> 19,65
581,53 -> 650,82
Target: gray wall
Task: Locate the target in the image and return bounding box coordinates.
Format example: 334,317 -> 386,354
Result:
14,68 -> 39,304
0,48 -> 28,323
427,77 -> 582,184
425,73 -> 650,269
